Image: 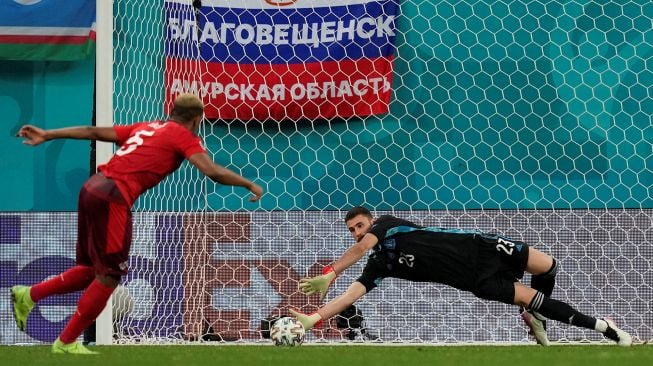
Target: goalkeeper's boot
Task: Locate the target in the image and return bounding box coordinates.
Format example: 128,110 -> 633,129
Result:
521,310 -> 550,346
602,318 -> 632,346
11,285 -> 35,332
52,338 -> 99,355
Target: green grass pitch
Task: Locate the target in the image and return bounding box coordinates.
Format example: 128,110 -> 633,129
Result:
1,344 -> 652,366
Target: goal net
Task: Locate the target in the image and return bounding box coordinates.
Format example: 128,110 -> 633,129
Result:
110,0 -> 653,344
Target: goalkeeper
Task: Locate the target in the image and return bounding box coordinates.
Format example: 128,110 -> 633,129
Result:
290,206 -> 632,346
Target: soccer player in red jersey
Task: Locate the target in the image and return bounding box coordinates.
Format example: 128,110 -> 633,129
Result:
11,94 -> 263,354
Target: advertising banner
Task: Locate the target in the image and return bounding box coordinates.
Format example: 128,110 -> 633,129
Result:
164,0 -> 398,121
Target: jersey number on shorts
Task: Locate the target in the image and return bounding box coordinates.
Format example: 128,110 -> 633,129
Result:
496,238 -> 516,255
116,129 -> 155,156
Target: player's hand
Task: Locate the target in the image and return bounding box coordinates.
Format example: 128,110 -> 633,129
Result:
289,309 -> 322,331
247,183 -> 263,202
17,125 -> 47,146
298,265 -> 336,301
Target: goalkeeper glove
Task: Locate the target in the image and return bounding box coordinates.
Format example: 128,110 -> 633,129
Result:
298,265 -> 336,301
289,309 -> 323,331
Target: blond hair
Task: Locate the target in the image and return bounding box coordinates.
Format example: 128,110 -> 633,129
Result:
170,93 -> 204,122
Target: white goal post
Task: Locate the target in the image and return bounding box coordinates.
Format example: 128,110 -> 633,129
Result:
95,0 -> 114,346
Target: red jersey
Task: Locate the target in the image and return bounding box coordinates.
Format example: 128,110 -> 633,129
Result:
98,121 -> 206,206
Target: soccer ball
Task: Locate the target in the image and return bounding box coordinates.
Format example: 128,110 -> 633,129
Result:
270,317 -> 305,346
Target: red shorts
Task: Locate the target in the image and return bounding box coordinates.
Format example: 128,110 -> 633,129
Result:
76,173 -> 132,277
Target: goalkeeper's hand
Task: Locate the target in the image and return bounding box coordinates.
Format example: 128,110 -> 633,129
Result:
289,309 -> 323,331
298,265 -> 336,301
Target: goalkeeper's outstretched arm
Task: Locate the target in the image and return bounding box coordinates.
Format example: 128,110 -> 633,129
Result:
330,233 -> 378,274
317,281 -> 367,320
298,233 -> 378,300
290,281 -> 367,331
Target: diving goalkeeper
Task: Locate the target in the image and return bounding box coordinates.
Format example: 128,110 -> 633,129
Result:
290,206 -> 632,346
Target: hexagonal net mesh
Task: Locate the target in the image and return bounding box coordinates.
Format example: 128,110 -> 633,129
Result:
111,0 -> 653,343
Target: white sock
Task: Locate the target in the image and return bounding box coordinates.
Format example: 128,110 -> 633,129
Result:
594,319 -> 608,332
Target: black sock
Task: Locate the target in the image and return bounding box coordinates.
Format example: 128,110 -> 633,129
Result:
531,259 -> 557,297
527,292 -> 597,330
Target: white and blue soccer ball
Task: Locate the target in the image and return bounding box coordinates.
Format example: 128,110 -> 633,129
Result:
270,317 -> 305,346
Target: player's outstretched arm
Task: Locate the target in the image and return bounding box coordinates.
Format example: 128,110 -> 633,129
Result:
331,233 -> 378,274
298,233 -> 377,299
291,281 -> 367,331
188,152 -> 263,202
17,125 -> 118,145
